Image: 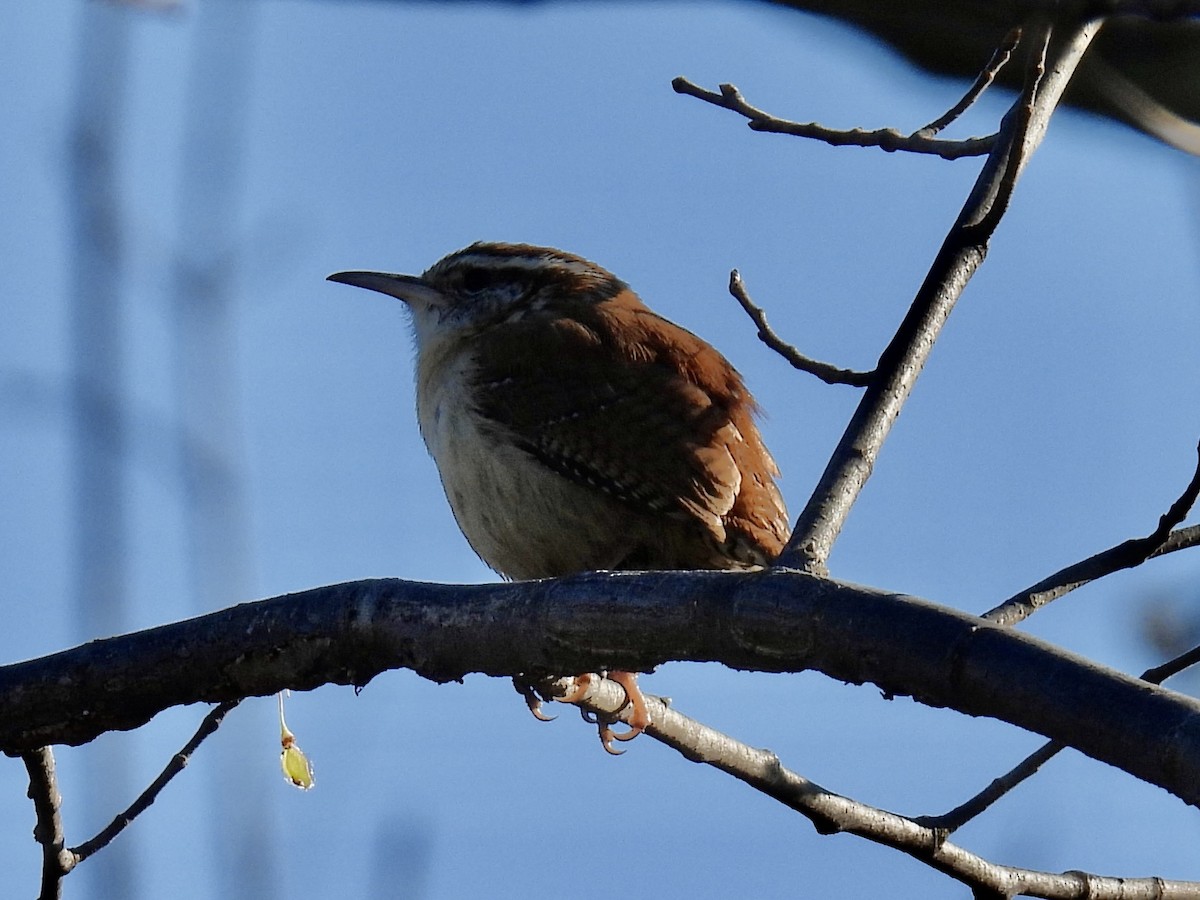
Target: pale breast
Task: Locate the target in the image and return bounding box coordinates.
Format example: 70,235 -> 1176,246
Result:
414,343 -> 643,580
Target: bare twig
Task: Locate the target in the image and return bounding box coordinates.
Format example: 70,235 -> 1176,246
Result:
917,739 -> 1064,835
671,77 -> 996,159
1148,523 -> 1200,559
985,441 -> 1200,626
70,700 -> 239,863
779,17 -> 1100,573
23,747 -> 72,899
728,270 -> 872,387
915,27 -> 1023,138
18,703 -> 238,895
1143,641 -> 1200,684
544,675 -> 1200,900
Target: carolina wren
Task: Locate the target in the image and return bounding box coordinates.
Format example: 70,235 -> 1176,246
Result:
328,243 -> 789,745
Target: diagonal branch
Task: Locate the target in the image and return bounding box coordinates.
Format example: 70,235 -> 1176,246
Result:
1143,640 -> 1200,684
69,700 -> 239,864
18,702 -> 239,898
984,440 -> 1200,626
914,27 -> 1023,138
779,17 -> 1100,573
551,675 -> 1200,900
4,571 -> 1200,808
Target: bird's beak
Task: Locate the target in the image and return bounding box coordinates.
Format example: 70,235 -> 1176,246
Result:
326,270 -> 444,307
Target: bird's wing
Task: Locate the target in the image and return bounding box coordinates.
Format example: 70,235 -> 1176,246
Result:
469,302 -> 788,559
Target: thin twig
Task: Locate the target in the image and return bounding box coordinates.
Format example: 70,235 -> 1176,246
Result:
968,24 -> 1051,236
728,270 -> 872,387
22,747 -> 72,899
778,17 -> 1100,573
671,78 -> 996,159
1143,641 -> 1200,684
984,441 -> 1200,626
540,675 -> 1200,900
918,640 -> 1200,833
915,27 -> 1023,138
70,700 -> 239,863
917,740 -> 1064,834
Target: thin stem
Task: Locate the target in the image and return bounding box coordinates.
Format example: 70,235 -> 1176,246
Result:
915,27 -> 1023,138
70,700 -> 239,863
728,270 -> 872,387
984,441 -> 1200,626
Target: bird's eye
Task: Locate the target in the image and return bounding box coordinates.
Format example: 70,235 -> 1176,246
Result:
459,267 -> 494,294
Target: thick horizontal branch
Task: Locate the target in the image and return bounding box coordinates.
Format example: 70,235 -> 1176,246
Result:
3,571 -> 1200,808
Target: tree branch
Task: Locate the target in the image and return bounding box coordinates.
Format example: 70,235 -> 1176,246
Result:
778,17 -> 1100,573
671,77 -> 996,159
914,27 -> 1023,138
552,675 -> 1200,900
69,700 -> 239,864
22,748 -> 71,900
984,440 -> 1200,626
4,571 -> 1200,808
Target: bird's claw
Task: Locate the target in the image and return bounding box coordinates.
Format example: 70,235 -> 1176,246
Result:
515,672 -> 653,753
567,671 -> 650,754
599,670 -> 651,751
512,676 -> 556,722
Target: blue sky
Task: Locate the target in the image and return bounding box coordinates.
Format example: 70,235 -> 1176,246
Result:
2,2 -> 1199,898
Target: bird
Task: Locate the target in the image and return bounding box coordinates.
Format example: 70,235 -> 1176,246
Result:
328,242 -> 789,750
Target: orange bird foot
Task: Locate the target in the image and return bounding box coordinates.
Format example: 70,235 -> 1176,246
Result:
562,671 -> 652,754
517,672 -> 653,753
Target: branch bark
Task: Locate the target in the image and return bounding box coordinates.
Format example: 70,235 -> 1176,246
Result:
561,675 -> 1200,900
4,570 -> 1200,808
22,748 -> 70,900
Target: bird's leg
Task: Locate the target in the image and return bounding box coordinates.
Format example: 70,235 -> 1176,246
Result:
605,670 -> 651,744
